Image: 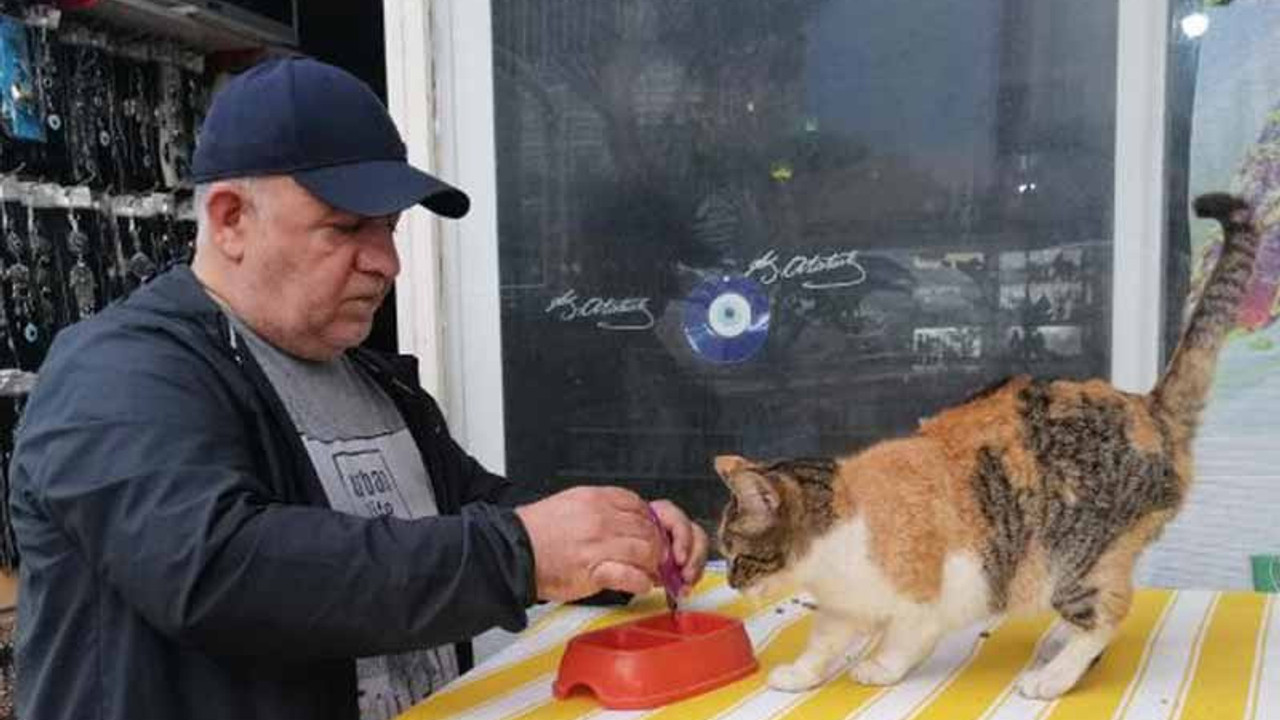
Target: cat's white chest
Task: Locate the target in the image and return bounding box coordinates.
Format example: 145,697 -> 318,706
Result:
792,519 -> 904,619
792,518 -> 991,629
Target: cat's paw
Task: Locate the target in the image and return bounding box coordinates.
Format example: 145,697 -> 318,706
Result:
768,663 -> 824,692
1016,666 -> 1079,700
850,657 -> 908,686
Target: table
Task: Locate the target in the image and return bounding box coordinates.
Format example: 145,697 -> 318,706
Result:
399,567 -> 1279,720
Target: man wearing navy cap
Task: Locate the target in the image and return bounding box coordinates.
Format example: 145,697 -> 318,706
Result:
9,58 -> 708,720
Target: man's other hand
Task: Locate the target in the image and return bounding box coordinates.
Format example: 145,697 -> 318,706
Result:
515,486 -> 663,602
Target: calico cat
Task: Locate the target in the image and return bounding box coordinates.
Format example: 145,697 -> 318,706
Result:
714,193 -> 1259,699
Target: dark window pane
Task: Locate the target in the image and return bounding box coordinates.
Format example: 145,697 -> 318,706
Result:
493,0 -> 1117,521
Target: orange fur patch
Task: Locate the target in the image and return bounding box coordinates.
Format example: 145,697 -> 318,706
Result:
834,438 -> 953,603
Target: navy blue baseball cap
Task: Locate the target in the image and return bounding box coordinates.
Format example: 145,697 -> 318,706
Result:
191,57 -> 469,218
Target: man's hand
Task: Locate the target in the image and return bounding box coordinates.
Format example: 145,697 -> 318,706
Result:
515,486 -> 663,602
648,499 -> 710,592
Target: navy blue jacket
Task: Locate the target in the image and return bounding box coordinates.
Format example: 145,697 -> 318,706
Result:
9,265 -> 537,720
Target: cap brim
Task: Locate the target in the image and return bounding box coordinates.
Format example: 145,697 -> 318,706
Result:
292,160 -> 471,218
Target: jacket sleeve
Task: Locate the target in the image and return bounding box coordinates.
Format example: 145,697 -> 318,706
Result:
14,328 -> 535,659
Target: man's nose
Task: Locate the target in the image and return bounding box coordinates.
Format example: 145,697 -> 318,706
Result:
357,227 -> 401,279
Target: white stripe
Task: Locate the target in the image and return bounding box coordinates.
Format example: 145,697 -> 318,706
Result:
474,606 -> 610,673
1116,590 -> 1215,720
450,678 -> 555,720
580,706 -> 647,720
839,619 -> 993,720
1167,592 -> 1220,720
1104,591 -> 1178,720
1250,595 -> 1279,720
682,583 -> 748,612
712,635 -> 879,720
455,605 -> 608,687
981,622 -> 1073,720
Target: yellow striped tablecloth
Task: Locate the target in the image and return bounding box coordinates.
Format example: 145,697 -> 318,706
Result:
399,571 -> 1278,720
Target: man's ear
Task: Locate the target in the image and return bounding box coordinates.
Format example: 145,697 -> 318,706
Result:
204,183 -> 252,262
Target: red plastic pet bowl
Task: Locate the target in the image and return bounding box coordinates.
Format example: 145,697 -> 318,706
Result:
553,611 -> 758,709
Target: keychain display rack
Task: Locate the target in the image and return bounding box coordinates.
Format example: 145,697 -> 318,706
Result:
0,1 -> 215,578
0,3 -> 285,715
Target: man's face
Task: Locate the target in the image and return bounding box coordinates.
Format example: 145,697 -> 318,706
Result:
239,177 -> 401,360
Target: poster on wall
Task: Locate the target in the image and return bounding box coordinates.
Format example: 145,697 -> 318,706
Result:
1141,0 -> 1280,590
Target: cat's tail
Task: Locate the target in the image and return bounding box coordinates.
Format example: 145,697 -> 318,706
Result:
1150,193 -> 1260,441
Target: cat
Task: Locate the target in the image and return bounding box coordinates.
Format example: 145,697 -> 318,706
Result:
714,193 -> 1259,700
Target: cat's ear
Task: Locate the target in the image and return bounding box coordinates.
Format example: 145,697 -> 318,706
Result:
726,472 -> 781,532
714,454 -> 752,480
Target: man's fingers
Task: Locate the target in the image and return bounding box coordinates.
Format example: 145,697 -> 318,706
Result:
648,499 -> 710,587
590,561 -> 654,596
649,499 -> 692,565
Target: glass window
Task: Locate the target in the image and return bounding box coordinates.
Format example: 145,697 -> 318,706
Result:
492,0 -> 1118,521
1148,0 -> 1280,590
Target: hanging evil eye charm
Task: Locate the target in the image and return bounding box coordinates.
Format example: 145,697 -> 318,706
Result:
6,230 -> 23,258
68,229 -> 89,256
24,322 -> 38,343
128,251 -> 156,281
69,262 -> 96,319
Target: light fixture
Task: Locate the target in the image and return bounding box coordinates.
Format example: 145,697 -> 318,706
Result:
1181,12 -> 1210,38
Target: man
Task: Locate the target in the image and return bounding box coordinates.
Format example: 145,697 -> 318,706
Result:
9,58 -> 708,720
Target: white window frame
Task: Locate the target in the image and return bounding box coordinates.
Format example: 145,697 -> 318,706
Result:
384,0 -> 1172,475
1112,0 -> 1171,393
384,0 -> 508,473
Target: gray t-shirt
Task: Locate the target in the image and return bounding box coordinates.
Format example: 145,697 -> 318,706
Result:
233,320 -> 458,720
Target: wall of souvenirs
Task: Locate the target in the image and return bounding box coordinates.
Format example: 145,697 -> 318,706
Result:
0,2 -> 214,576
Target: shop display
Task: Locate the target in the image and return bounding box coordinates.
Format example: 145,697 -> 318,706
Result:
0,3 -> 210,581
